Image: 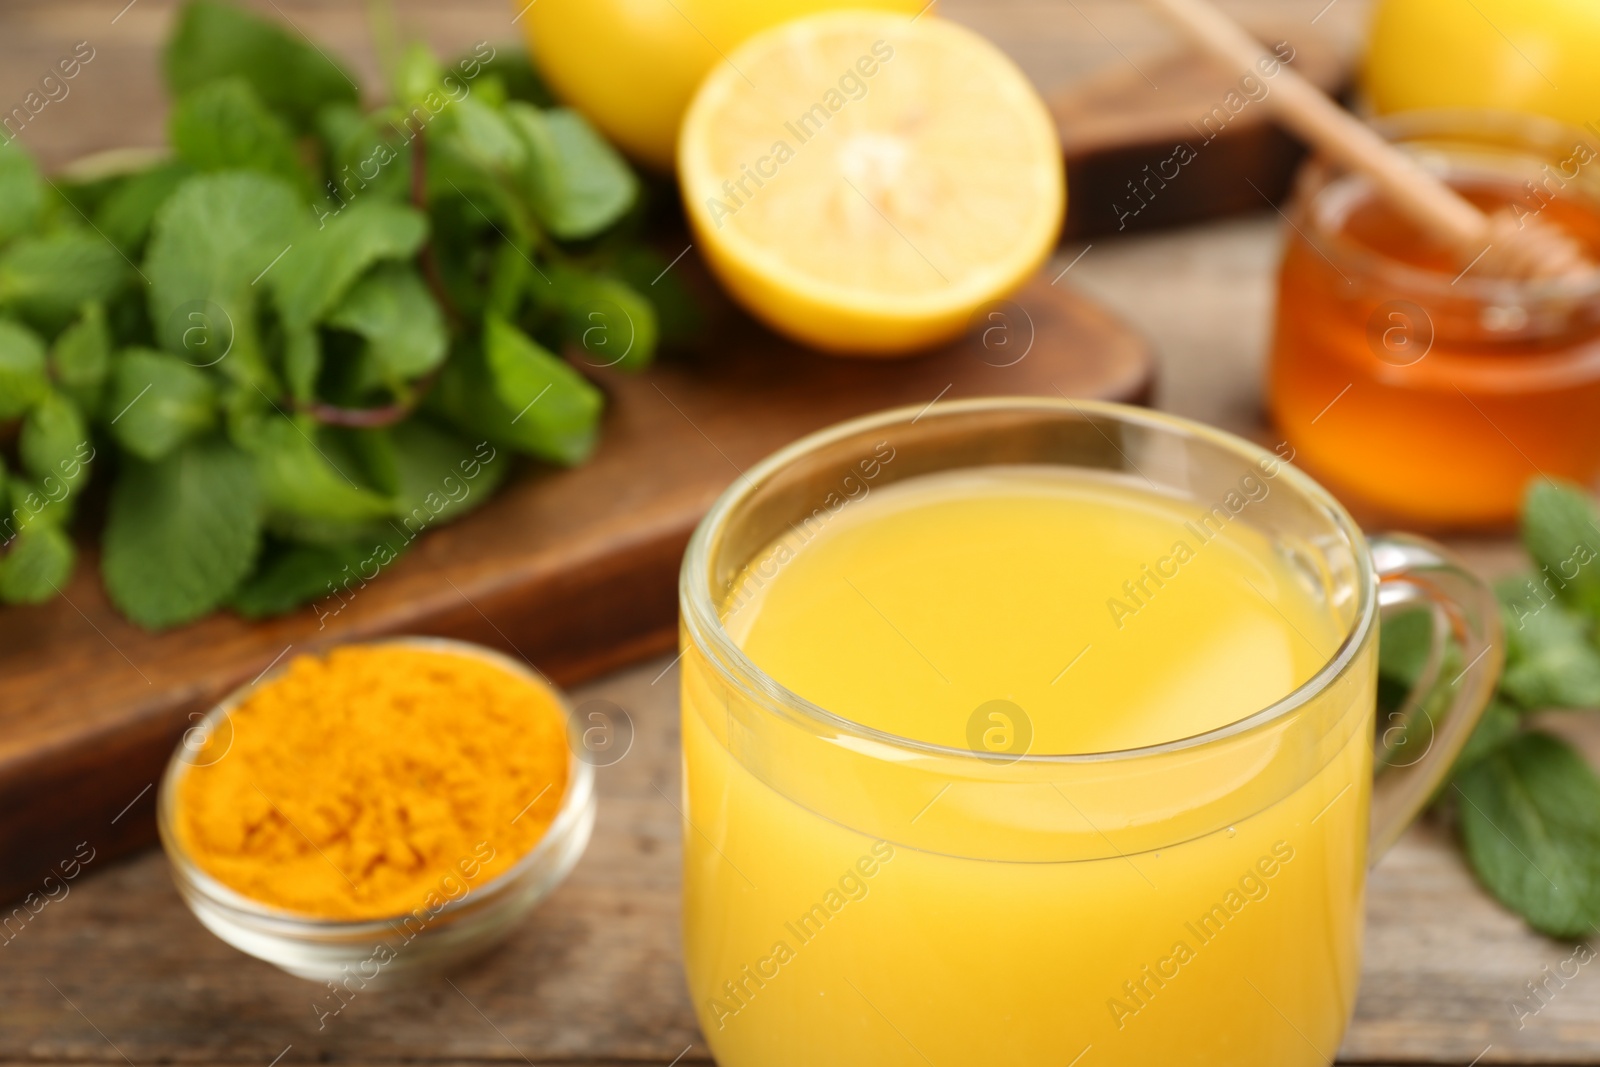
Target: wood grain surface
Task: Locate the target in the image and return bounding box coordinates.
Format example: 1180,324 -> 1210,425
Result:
1053,17 -> 1351,237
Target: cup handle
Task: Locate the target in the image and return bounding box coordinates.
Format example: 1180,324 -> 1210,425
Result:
1367,533 -> 1504,862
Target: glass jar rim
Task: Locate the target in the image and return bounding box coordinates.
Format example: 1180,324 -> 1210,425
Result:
156,635 -> 596,933
680,397 -> 1377,767
1296,107 -> 1600,307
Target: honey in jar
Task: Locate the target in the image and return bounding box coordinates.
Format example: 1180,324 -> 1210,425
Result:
1268,111 -> 1600,527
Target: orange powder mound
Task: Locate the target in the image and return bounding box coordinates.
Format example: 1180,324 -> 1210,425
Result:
175,645 -> 570,920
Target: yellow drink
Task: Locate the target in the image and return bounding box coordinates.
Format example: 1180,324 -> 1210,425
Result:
725,468 -> 1342,754
681,464 -> 1376,1066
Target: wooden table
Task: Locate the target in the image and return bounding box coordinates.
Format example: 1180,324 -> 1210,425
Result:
5,1 -> 1598,1065
9,646 -> 1600,1067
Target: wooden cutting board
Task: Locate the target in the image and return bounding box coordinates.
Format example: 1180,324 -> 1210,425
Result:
0,271 -> 1152,903
1054,21 -> 1351,237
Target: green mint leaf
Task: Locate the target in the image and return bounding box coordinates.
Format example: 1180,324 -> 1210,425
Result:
537,107 -> 639,232
445,96 -> 527,175
0,143 -> 44,245
0,319 -> 49,419
1496,573 -> 1536,656
385,419 -> 508,529
325,265 -> 447,384
316,101 -> 368,152
340,419 -> 504,531
164,0 -> 357,130
486,240 -> 533,319
558,271 -> 657,371
1522,479 -> 1600,618
102,438 -> 262,629
1498,578 -> 1600,709
509,104 -> 638,240
270,199 -> 427,328
145,171 -> 301,387
282,322 -> 320,403
608,245 -> 703,347
94,161 -> 193,255
235,412 -> 395,529
1453,696 -> 1522,775
0,524 -> 74,605
106,348 -> 219,461
261,512 -> 397,549
5,474 -> 74,536
7,470 -> 79,534
472,313 -> 601,464
512,105 -> 636,241
230,538 -> 388,619
1456,731 -> 1600,938
50,303 -> 112,416
430,328 -> 596,466
0,230 -> 129,332
170,78 -> 307,189
1378,607 -> 1438,689
20,390 -> 90,493
1376,607 -> 1459,740
320,105 -> 411,209
392,42 -> 447,109
54,167 -> 121,224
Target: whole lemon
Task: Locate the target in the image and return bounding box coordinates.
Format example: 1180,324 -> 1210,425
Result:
519,0 -> 930,171
1366,0 -> 1600,130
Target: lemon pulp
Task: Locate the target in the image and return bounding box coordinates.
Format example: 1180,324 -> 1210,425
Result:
679,11 -> 1065,355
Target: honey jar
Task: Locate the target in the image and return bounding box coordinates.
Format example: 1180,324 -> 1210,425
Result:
1268,110 -> 1600,527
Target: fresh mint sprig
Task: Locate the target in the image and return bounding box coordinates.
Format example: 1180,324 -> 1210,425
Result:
0,0 -> 693,629
1384,479 -> 1600,938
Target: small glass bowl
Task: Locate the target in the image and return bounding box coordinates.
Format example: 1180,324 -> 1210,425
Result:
156,636 -> 596,985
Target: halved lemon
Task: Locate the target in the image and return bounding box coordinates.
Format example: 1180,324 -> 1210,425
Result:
678,11 -> 1066,357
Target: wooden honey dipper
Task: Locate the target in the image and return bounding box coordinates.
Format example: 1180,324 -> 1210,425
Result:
1144,0 -> 1596,284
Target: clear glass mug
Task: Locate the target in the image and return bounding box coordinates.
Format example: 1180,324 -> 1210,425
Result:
677,398 -> 1502,1066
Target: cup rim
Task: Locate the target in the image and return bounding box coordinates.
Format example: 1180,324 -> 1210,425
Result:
157,636 -> 596,933
680,396 -> 1377,765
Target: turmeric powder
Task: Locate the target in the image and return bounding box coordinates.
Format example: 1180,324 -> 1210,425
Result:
175,643 -> 570,920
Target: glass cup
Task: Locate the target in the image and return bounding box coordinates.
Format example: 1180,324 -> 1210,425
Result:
677,398 -> 1501,1066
